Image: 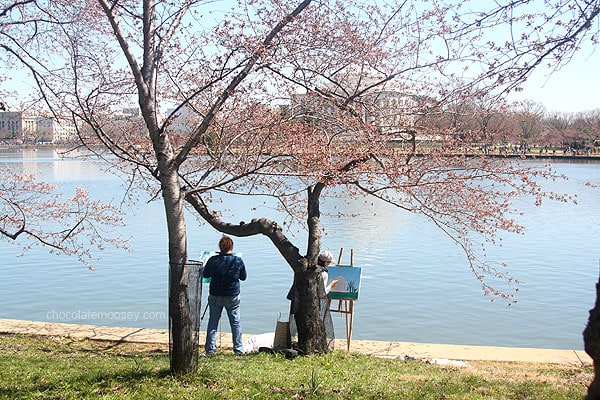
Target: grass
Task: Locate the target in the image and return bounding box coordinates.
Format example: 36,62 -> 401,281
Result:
0,333 -> 592,399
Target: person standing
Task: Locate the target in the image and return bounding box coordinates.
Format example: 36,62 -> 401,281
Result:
315,250 -> 338,301
203,235 -> 247,355
287,250 -> 338,350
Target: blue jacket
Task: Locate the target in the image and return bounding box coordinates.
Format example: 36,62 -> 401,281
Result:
203,253 -> 247,296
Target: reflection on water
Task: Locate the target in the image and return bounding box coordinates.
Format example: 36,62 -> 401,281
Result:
1,149 -> 599,350
0,147 -> 105,182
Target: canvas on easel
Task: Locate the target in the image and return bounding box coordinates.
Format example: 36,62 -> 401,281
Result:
326,266 -> 362,300
327,248 -> 361,350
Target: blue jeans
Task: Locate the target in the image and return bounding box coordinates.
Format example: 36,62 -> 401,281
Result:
205,294 -> 243,354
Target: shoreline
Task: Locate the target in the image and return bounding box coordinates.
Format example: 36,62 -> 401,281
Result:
2,144 -> 600,162
0,318 -> 591,366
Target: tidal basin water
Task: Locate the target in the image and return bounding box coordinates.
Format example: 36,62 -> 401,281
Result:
1,148 -> 599,350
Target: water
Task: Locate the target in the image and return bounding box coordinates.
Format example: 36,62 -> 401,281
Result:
1,148 -> 599,350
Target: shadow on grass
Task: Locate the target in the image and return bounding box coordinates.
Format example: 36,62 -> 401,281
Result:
0,336 -> 175,399
0,362 -> 174,399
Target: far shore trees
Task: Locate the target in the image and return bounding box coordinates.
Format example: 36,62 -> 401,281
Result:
2,0 -> 599,379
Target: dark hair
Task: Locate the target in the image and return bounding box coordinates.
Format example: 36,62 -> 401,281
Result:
219,235 -> 234,253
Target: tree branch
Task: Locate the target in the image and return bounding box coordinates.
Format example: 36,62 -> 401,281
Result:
185,191 -> 304,270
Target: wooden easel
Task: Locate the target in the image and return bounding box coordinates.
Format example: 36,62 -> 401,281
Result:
327,248 -> 356,351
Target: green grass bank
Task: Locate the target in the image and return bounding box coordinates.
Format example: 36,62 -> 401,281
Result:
0,333 -> 592,399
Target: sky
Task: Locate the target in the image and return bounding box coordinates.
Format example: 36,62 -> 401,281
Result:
507,45 -> 600,113
4,45 -> 598,115
1,0 -> 599,115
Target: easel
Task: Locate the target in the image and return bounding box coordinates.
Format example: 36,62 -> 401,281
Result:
327,248 -> 356,351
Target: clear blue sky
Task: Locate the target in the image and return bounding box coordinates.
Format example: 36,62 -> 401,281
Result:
507,45 -> 600,113
4,46 -> 598,114
2,0 -> 598,115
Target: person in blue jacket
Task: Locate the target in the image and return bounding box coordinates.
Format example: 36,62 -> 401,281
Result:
203,235 -> 247,355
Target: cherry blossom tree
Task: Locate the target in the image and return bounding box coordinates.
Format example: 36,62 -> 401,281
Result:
571,109 -> 600,151
542,111 -> 575,148
471,96 -> 513,150
0,168 -> 126,269
2,0 -> 599,376
511,100 -> 546,147
1,2 -> 126,267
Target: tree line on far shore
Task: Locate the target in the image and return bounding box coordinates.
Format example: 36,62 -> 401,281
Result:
407,95 -> 599,156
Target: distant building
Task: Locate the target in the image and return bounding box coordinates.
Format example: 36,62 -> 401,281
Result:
365,90 -> 418,137
36,116 -> 77,143
165,106 -> 198,135
290,89 -> 419,142
106,107 -> 148,137
121,107 -> 141,117
0,112 -> 37,143
0,111 -> 76,144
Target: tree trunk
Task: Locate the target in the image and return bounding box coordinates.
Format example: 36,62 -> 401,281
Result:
162,171 -> 195,374
293,182 -> 329,353
294,269 -> 328,354
169,262 -> 195,374
584,274 -> 600,399
185,186 -> 332,355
